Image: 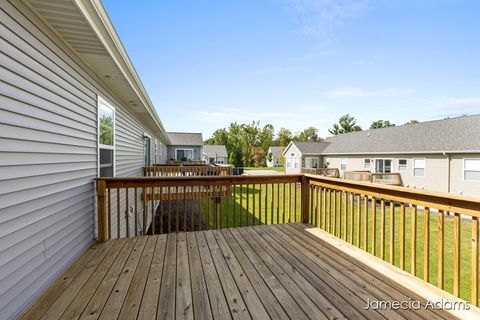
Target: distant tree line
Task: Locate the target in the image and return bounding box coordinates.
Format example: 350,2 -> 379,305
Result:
205,115 -> 422,167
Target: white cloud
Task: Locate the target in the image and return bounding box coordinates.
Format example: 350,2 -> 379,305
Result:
282,0 -> 369,38
326,86 -> 414,98
424,96 -> 480,118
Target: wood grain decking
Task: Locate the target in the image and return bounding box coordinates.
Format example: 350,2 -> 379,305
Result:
21,223 -> 478,320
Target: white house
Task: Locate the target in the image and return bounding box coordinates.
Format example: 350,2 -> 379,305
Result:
266,146 -> 283,167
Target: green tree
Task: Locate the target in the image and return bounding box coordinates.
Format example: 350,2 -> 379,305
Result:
370,120 -> 395,129
405,120 -> 419,125
296,126 -> 320,141
329,114 -> 358,135
276,128 -> 292,146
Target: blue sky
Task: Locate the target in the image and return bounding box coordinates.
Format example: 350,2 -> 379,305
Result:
103,0 -> 480,138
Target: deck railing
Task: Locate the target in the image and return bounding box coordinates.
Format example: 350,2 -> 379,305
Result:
344,171 -> 402,186
371,173 -> 402,185
96,173 -> 479,306
303,174 -> 480,306
301,167 -> 340,177
143,165 -> 233,176
96,174 -> 305,239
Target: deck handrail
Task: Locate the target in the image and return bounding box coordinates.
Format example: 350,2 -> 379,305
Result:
301,167 -> 340,178
303,174 -> 479,306
143,165 -> 233,176
96,173 -> 479,306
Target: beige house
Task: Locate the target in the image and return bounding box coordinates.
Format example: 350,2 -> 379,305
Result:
284,116 -> 480,197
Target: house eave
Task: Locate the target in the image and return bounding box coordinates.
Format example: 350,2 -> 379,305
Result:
321,150 -> 480,156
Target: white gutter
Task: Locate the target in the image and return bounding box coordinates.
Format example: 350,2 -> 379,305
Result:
74,0 -> 171,145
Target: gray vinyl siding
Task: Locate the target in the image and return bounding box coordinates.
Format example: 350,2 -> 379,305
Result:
167,145 -> 203,161
0,1 -> 163,319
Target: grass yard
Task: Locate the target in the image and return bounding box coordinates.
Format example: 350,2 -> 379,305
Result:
200,183 -> 479,305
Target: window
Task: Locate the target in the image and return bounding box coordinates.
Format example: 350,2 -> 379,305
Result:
305,157 -> 319,168
176,149 -> 194,161
286,158 -> 292,168
363,159 -> 371,169
217,158 -> 225,164
294,158 -> 299,168
143,135 -> 151,166
398,159 -> 407,171
98,97 -> 115,177
464,158 -> 480,181
341,158 -> 347,170
375,159 -> 392,173
413,158 -> 425,177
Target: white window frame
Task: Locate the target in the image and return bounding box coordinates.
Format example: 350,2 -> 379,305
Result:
286,157 -> 292,168
413,157 -> 426,177
340,158 -> 347,171
374,158 -> 394,174
463,158 -> 480,182
143,132 -> 152,166
175,148 -> 194,161
97,96 -> 115,177
305,157 -> 319,169
363,159 -> 371,169
398,159 -> 407,171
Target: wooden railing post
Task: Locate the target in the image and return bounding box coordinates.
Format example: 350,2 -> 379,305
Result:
301,175 -> 310,223
96,179 -> 107,242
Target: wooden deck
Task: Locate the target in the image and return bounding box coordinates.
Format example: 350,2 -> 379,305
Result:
22,223 -> 479,320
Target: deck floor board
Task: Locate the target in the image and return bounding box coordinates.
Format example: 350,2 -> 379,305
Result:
21,223 -> 478,320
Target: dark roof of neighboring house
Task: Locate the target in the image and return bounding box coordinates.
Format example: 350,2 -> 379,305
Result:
268,146 -> 284,157
284,141 -> 330,155
322,115 -> 480,154
167,132 -> 204,146
203,145 -> 228,158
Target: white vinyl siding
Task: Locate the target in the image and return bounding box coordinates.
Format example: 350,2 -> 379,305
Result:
0,2 -> 164,318
413,158 -> 426,177
464,158 -> 480,182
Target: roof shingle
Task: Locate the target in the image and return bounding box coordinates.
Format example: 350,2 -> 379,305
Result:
167,132 -> 203,146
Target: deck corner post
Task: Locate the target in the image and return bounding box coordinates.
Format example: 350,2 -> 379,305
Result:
301,175 -> 310,224
97,179 -> 107,242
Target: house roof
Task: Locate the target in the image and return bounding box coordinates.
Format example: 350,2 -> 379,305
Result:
322,115 -> 480,155
167,132 -> 204,146
26,0 -> 170,144
203,145 -> 228,158
283,141 -> 330,155
268,146 -> 284,157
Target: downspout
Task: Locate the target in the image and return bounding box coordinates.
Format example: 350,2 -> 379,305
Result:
443,152 -> 451,193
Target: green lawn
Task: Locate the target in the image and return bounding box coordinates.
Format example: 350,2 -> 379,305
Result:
200,184 -> 479,305
243,166 -> 284,172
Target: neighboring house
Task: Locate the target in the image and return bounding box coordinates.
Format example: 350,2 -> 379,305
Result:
166,132 -> 203,161
322,115 -> 480,196
283,116 -> 480,197
266,146 -> 284,167
283,142 -> 330,174
203,145 -> 228,164
0,0 -> 169,318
